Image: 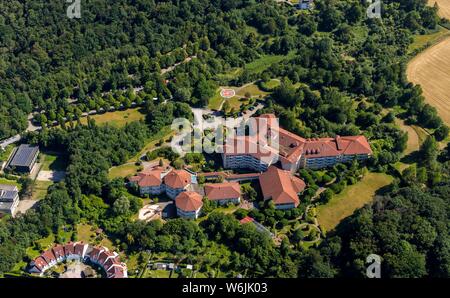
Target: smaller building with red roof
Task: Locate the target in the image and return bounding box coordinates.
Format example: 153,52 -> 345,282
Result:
164,170 -> 192,199
129,167 -> 170,196
204,182 -> 241,205
259,166 -> 306,209
175,191 -> 203,219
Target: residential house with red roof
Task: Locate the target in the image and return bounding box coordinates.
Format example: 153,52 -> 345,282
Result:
28,242 -> 127,278
129,167 -> 170,196
259,166 -> 306,209
164,170 -> 192,199
129,168 -> 192,200
204,182 -> 241,205
28,256 -> 50,274
52,244 -> 66,263
175,191 -> 203,219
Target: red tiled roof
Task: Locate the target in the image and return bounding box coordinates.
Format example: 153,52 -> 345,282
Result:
259,166 -> 304,207
204,182 -> 241,201
103,257 -> 120,271
88,247 -> 102,261
224,114 -> 372,164
239,216 -> 254,224
74,242 -> 85,256
164,170 -> 191,189
291,176 -> 307,193
41,249 -> 56,264
129,167 -> 165,187
97,250 -> 113,265
175,191 -> 203,212
107,266 -> 125,278
32,256 -> 48,271
64,242 -> 75,256
52,244 -> 65,259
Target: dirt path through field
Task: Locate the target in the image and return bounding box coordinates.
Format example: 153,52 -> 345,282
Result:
395,118 -> 420,155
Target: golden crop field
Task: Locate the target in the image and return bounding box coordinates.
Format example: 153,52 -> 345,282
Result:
429,0 -> 450,19
407,36 -> 450,126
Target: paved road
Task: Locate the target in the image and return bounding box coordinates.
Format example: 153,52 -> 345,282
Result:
0,135 -> 21,149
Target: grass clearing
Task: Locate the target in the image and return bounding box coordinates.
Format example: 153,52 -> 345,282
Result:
0,177 -> 20,188
209,83 -> 268,111
317,172 -> 394,232
395,118 -> 420,155
108,163 -> 140,179
408,26 -> 450,53
245,51 -> 296,74
0,144 -> 15,162
127,126 -> 173,162
76,223 -> 114,250
40,151 -> 68,171
32,181 -> 53,200
80,108 -> 146,128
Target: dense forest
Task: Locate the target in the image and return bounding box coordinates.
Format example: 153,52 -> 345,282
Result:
1,0 -> 449,277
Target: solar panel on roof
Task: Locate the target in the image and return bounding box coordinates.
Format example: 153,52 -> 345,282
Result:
9,144 -> 39,168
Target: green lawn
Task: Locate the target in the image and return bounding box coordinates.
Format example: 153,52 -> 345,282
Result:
208,89 -> 225,110
80,108 -> 146,128
40,152 -> 68,171
264,79 -> 281,90
32,181 -> 53,200
408,25 -> 450,53
108,163 -> 140,179
317,172 -> 394,232
144,269 -> 172,278
244,51 -> 296,75
209,83 -> 268,111
76,223 -> 114,249
0,177 -> 20,188
0,144 -> 15,162
127,126 -> 173,162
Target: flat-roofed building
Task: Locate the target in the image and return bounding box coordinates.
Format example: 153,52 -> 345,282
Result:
0,184 -> 20,217
6,144 -> 39,173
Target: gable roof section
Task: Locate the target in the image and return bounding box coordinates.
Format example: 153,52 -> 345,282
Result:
41,249 -> 56,264
302,135 -> 372,158
52,244 -> 65,259
259,166 -> 304,207
175,191 -> 203,212
204,182 -> 241,201
223,114 -> 372,165
164,170 -> 191,189
129,167 -> 166,187
31,256 -> 48,272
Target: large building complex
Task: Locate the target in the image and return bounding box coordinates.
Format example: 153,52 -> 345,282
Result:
222,114 -> 372,172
